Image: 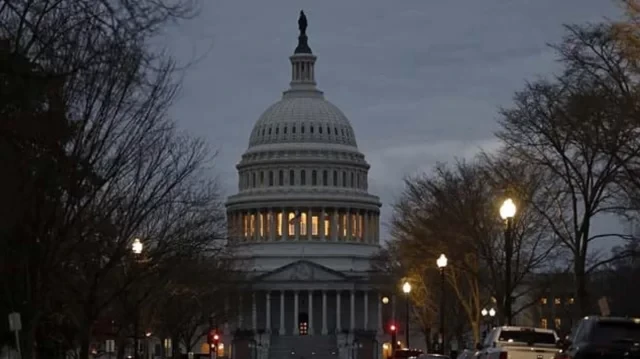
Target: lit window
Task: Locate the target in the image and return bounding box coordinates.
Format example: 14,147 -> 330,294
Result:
243,215 -> 249,237
324,215 -> 331,238
341,214 -> 347,237
311,215 -> 319,236
554,298 -> 561,305
288,213 -> 296,236
276,213 -> 282,236
554,318 -> 561,328
300,213 -> 307,236
249,214 -> 255,238
540,318 -> 548,329
351,214 -> 357,237
540,297 -> 548,305
299,322 -> 308,335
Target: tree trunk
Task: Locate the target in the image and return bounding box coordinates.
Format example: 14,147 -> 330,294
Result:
171,335 -> 181,357
574,257 -> 590,317
79,320 -> 93,359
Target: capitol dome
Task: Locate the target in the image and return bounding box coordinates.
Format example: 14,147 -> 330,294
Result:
225,11 -> 381,274
218,13 -> 390,359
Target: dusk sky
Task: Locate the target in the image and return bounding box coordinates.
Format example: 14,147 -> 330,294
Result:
164,0 -> 625,246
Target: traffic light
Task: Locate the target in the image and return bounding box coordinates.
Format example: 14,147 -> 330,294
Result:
389,323 -> 398,349
207,329 -> 220,346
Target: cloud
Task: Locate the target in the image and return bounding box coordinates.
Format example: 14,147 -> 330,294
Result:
163,0 -> 625,243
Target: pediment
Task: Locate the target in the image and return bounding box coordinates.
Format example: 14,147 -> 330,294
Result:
255,260 -> 347,282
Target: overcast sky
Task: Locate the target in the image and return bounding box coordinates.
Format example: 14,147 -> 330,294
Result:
164,0 -> 626,246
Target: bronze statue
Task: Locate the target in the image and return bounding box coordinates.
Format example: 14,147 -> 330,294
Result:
298,10 -> 307,35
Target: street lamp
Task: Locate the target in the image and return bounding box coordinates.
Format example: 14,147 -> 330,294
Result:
382,296 -> 390,304
436,254 -> 448,354
131,238 -> 143,359
402,282 -> 412,348
499,198 -> 516,326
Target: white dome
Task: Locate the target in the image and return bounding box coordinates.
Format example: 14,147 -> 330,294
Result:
248,96 -> 357,148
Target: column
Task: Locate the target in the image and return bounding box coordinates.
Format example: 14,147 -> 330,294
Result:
293,291 -> 300,335
238,293 -> 243,328
346,208 -> 352,241
269,209 -> 276,241
279,291 -> 285,335
322,291 -> 328,335
252,292 -> 257,331
255,209 -> 261,241
336,291 -> 342,332
266,291 -> 271,332
350,290 -> 356,331
331,209 -> 339,241
320,209 -> 326,241
364,290 -> 369,330
281,208 -> 288,241
363,211 -> 369,243
307,208 -> 312,240
308,291 -> 314,335
377,293 -> 383,334
294,209 -> 300,241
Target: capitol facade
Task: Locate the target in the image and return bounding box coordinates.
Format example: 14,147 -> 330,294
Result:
219,12 -> 395,359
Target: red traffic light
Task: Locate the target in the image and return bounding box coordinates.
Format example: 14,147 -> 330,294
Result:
389,324 -> 397,332
207,329 -> 220,345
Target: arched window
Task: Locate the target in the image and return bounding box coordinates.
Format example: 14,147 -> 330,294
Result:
289,170 -> 295,185
300,213 -> 307,236
301,170 -> 306,185
278,170 -> 284,186
342,171 -> 347,187
311,170 -> 317,186
333,171 -> 338,186
322,170 -> 328,186
268,171 -> 274,186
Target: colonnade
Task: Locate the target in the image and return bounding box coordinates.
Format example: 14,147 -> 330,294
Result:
228,208 -> 380,243
226,290 -> 387,336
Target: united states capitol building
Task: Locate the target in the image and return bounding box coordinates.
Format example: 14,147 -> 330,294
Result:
216,11 -> 398,359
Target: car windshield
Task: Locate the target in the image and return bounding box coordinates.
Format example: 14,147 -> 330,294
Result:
591,321 -> 640,342
498,329 -> 556,345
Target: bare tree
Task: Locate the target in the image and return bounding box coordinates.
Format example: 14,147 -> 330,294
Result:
0,1 -> 215,358
496,24 -> 640,316
390,159 -> 557,337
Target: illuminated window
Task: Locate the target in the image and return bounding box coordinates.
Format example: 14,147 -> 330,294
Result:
540,318 -> 548,329
276,213 -> 282,236
243,215 -> 249,237
311,215 -> 319,236
341,214 -> 347,237
288,213 -> 296,236
324,216 -> 331,238
359,215 -> 364,240
554,318 -> 561,328
540,297 -> 547,305
567,297 -> 574,304
249,214 -> 255,238
554,298 -> 561,305
351,214 -> 357,237
299,322 -> 308,335
300,213 -> 307,236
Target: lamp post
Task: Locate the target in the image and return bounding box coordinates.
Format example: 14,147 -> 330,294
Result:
131,238 -> 143,359
499,198 -> 516,326
402,282 -> 412,349
481,308 -> 497,338
436,254 -> 448,355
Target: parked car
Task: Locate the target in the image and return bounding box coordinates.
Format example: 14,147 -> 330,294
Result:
555,316 -> 640,358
